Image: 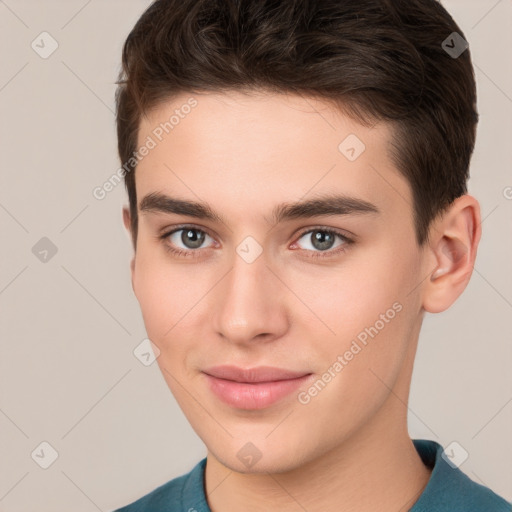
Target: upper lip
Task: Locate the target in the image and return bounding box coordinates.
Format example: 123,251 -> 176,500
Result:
203,365 -> 311,383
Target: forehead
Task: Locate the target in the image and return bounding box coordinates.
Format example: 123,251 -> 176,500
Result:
135,91 -> 412,223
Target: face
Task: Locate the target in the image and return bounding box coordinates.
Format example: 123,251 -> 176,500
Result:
128,90 -> 430,474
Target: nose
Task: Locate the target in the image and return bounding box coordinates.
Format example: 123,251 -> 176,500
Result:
211,247 -> 290,347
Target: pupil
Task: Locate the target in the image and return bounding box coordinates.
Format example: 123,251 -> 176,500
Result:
183,229 -> 205,249
313,231 -> 334,251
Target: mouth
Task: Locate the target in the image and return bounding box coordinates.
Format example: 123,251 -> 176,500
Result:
202,365 -> 313,410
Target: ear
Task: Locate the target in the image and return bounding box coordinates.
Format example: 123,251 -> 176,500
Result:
421,195 -> 482,313
122,206 -> 136,290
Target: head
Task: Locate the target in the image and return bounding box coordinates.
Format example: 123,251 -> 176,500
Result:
116,0 -> 480,473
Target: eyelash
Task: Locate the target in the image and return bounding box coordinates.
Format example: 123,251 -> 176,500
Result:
159,225 -> 354,260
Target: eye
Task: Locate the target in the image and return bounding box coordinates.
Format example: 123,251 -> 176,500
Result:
291,228 -> 353,258
160,225 -> 215,257
159,225 -> 354,259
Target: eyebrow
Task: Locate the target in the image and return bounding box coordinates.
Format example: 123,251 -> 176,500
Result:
139,191 -> 380,225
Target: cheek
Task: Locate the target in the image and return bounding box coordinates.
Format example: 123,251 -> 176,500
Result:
295,246 -> 417,384
132,249 -> 196,340
133,243 -> 207,324
133,263 -> 197,392
288,248 -> 410,338
295,298 -> 414,439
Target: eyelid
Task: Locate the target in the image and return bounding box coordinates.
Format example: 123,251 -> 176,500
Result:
160,223 -> 355,240
293,225 -> 355,242
159,224 -> 355,257
290,226 -> 354,256
160,224 -> 217,247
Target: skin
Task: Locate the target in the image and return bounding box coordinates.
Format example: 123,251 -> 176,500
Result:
122,90 -> 481,512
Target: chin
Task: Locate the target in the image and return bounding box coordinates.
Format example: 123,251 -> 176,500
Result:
206,432 -> 318,475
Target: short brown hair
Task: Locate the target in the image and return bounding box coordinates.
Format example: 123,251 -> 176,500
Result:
115,0 -> 478,249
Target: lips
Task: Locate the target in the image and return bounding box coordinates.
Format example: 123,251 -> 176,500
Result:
202,365 -> 313,409
203,365 -> 311,382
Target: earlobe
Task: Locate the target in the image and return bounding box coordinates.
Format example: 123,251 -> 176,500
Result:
129,256 -> 136,295
122,206 -> 137,295
122,206 -> 131,233
422,195 -> 481,313
123,205 -> 136,249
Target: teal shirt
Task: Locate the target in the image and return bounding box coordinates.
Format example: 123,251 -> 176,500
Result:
114,439 -> 511,511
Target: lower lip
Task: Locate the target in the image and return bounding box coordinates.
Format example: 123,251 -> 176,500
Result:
204,373 -> 313,410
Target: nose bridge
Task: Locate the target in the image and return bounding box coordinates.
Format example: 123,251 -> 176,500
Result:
211,241 -> 288,343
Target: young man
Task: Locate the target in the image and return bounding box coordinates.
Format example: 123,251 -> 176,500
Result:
113,0 -> 511,510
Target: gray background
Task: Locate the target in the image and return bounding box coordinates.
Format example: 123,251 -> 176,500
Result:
0,1 -> 511,511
